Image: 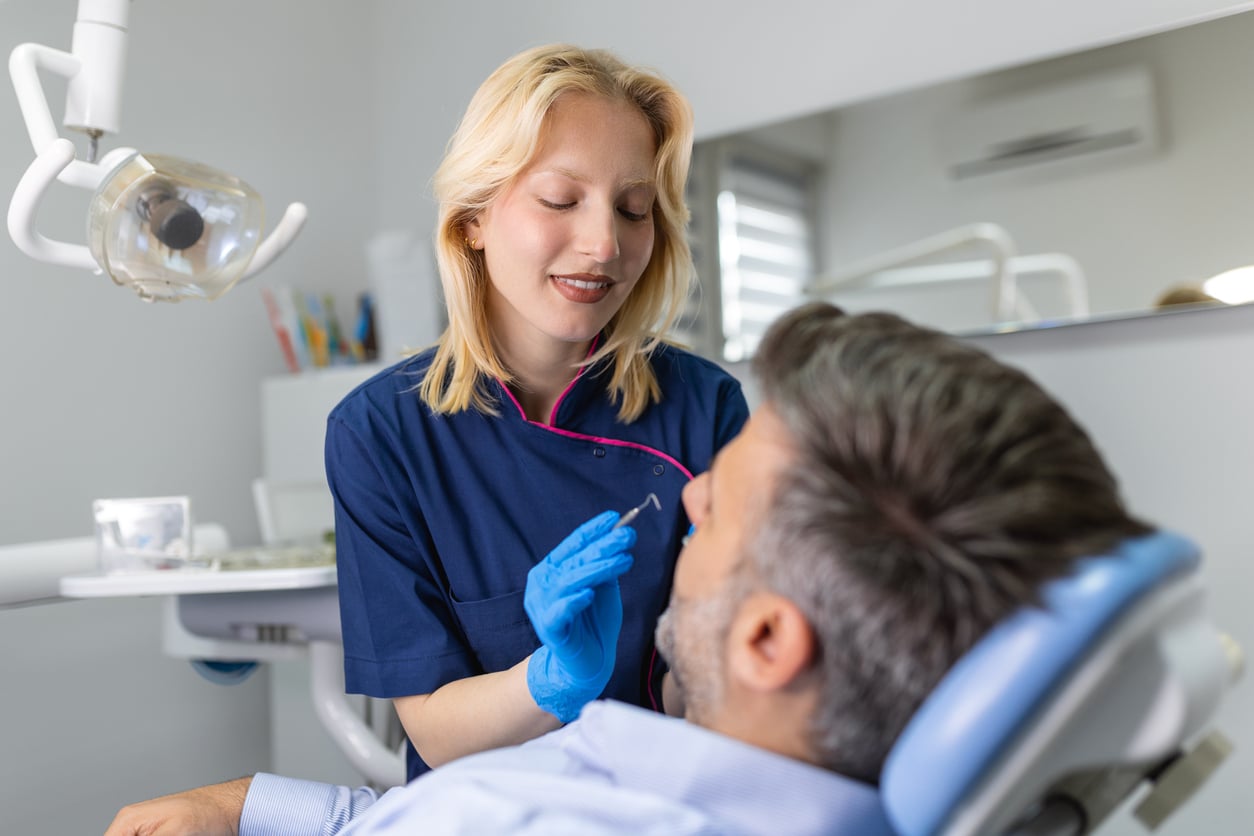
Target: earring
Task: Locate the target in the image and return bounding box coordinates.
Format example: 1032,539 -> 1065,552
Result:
466,237 -> 478,248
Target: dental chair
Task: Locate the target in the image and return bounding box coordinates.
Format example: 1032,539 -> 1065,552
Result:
880,530 -> 1242,835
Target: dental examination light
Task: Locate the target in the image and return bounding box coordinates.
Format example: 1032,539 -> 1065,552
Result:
8,0 -> 307,301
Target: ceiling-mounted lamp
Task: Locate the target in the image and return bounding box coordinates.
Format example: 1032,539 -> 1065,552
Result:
8,0 -> 307,302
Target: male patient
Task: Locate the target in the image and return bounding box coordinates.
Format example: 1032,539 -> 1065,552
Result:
107,302 -> 1149,835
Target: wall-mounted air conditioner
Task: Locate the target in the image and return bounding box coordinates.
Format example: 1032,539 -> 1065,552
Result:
936,66 -> 1158,180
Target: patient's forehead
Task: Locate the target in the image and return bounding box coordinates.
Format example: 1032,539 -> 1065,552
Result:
717,405 -> 795,520
674,406 -> 796,598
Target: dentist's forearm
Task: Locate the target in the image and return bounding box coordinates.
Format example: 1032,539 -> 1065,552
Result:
393,656 -> 561,767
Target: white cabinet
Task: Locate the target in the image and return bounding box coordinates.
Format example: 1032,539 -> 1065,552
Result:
260,363 -> 395,785
262,364 -> 386,486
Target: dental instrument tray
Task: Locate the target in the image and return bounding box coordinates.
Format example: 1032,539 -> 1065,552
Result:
60,526 -> 336,599
207,542 -> 335,572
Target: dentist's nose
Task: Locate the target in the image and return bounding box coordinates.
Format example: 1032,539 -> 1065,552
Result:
578,206 -> 620,263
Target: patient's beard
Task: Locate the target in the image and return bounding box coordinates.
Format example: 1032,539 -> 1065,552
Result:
655,576 -> 748,727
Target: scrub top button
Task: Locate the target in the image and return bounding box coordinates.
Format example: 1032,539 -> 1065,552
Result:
593,446 -> 606,458
652,464 -> 665,475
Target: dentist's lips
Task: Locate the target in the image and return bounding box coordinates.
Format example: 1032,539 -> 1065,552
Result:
551,273 -> 614,304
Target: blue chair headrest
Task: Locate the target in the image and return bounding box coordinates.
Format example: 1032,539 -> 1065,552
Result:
881,530 -> 1199,836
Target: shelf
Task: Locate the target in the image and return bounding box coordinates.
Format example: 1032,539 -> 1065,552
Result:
61,564 -> 336,598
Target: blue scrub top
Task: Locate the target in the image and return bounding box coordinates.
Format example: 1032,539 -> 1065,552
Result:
325,342 -> 748,781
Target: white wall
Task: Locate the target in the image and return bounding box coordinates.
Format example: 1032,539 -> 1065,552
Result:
817,11 -> 1254,320
966,303 -> 1254,834
369,0 -> 1254,256
0,1 -> 376,831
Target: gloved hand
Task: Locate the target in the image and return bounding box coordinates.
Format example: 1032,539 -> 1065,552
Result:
525,510 -> 636,723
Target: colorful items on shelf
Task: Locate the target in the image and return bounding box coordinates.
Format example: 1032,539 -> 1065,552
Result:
261,287 -> 378,373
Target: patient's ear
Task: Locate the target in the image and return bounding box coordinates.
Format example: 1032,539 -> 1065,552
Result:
728,592 -> 816,692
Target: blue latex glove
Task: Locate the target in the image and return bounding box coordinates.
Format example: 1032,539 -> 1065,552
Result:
525,510 -> 636,723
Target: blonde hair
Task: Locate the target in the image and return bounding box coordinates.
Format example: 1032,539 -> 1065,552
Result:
422,44 -> 695,421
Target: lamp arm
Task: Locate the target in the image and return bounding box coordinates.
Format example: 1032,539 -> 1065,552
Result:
9,42 -> 80,157
240,202 -> 309,281
10,42 -> 124,190
7,138 -> 97,270
7,138 -> 137,271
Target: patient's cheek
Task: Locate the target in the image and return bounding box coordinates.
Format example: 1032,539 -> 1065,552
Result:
655,606 -> 676,665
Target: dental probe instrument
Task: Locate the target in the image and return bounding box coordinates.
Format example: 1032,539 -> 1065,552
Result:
614,492 -> 661,528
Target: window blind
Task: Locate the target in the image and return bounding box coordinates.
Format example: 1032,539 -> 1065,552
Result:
683,142 -> 818,362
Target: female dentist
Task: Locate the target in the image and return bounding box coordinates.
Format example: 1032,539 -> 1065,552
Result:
326,43 -> 749,781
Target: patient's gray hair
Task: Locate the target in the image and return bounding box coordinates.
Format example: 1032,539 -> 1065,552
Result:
747,303 -> 1150,783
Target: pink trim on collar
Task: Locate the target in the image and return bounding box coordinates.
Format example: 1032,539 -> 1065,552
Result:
497,335 -> 600,424
549,334 -> 601,425
537,424 -> 694,480
648,647 -> 661,713
495,335 -> 694,480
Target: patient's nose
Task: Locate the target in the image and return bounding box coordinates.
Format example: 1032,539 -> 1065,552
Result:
681,474 -> 709,526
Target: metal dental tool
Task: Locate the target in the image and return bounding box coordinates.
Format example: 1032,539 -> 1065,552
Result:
613,492 -> 661,528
